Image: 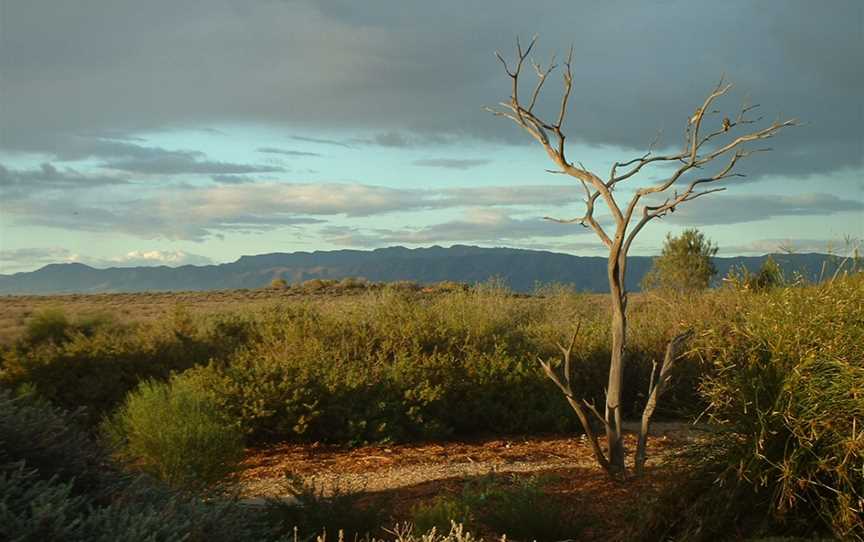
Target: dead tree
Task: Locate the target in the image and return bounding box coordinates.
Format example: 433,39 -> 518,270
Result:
487,37 -> 796,478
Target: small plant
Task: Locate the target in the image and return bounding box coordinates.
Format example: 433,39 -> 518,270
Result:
265,475 -> 389,539
460,474 -> 584,541
103,372 -> 245,490
410,497 -> 472,534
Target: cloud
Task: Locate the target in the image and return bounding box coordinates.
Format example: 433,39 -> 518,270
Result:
719,237 -> 862,256
102,157 -> 281,175
3,137 -> 282,176
2,181 -> 586,241
669,193 -> 864,226
2,1 -> 860,181
257,147 -> 322,157
290,136 -> 352,148
0,247 -> 77,273
413,158 -> 491,170
322,208 -> 585,247
0,162 -> 127,198
0,247 -> 213,274
106,250 -> 213,267
211,175 -> 256,184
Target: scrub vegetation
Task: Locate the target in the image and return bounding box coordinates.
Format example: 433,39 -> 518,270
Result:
1,268 -> 861,540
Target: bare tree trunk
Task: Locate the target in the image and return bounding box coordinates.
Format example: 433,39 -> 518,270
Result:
606,258 -> 627,476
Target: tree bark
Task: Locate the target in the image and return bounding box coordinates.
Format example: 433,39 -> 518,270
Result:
606,257 -> 627,476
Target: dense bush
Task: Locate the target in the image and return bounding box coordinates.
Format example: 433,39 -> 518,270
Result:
0,388 -> 115,499
643,273 -> 864,541
0,308 -> 255,424
0,387 -> 270,542
104,372 -> 245,490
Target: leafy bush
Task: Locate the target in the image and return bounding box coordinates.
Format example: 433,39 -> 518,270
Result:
269,277 -> 289,290
645,274 -> 864,540
22,308 -> 73,345
1,310 -> 253,424
0,386 -> 271,542
641,228 -> 718,292
104,372 -> 245,490
0,466 -> 270,542
0,387 -> 116,499
724,256 -> 787,292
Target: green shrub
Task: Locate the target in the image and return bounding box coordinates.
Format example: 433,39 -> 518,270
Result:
23,308 -> 72,345
460,474 -> 584,541
0,387 -> 117,499
269,277 -> 289,290
0,466 -> 269,542
410,497 -> 472,534
648,274 -> 864,541
104,372 -> 245,490
0,386 -> 270,542
265,476 -> 390,540
1,311 -> 253,424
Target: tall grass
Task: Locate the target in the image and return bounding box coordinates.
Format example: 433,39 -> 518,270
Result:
642,273 -> 864,540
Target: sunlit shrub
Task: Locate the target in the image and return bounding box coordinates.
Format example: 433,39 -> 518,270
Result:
104,372 -> 245,490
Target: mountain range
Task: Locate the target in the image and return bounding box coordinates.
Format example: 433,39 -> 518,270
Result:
0,245 -> 848,295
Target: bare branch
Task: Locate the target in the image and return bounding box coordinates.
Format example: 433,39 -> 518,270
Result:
635,330 -> 694,475
527,54 -> 557,113
486,38 -> 625,234
536,324 -> 611,472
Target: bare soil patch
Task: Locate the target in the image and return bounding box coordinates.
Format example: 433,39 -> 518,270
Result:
238,423 -> 698,540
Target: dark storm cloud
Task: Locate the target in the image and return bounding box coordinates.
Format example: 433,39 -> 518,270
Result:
0,1 -> 860,180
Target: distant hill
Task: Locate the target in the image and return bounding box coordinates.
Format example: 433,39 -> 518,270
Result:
0,245 -> 849,295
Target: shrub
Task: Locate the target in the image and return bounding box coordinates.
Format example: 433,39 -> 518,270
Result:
0,386 -> 269,542
0,387 -> 116,498
23,308 -> 72,345
460,474 -> 584,541
269,277 -> 289,290
265,476 -> 390,540
641,228 -> 718,292
647,274 -> 864,540
0,467 -> 269,542
103,372 -> 245,490
1,311 -> 252,424
410,497 -> 472,534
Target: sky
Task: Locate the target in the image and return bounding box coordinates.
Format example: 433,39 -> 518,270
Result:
0,0 -> 862,273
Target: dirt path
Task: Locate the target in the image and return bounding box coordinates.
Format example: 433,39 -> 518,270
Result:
238,422 -> 699,499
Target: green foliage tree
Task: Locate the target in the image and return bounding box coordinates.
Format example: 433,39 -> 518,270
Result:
641,229 -> 718,292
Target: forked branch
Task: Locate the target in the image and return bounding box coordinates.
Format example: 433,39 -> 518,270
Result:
538,324 -> 612,472
634,330 -> 694,475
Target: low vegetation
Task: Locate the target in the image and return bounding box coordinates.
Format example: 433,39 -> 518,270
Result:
1,271 -> 861,540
